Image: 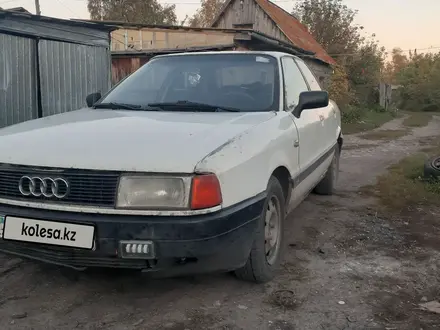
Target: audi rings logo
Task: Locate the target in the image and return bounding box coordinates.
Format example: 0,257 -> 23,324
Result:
18,176 -> 69,199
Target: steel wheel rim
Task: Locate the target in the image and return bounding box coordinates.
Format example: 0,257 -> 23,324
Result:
265,195 -> 281,265
433,157 -> 440,170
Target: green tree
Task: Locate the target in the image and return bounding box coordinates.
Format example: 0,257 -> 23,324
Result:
344,38 -> 386,105
328,64 -> 352,108
188,0 -> 224,27
383,48 -> 409,84
396,52 -> 440,112
294,0 -> 385,108
87,0 -> 177,25
293,0 -> 364,57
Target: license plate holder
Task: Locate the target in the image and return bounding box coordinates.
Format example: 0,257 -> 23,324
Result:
2,216 -> 95,250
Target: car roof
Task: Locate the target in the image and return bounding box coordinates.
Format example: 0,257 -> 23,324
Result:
154,51 -> 297,60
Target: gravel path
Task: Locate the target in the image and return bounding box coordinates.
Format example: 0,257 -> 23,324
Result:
1,115 -> 440,330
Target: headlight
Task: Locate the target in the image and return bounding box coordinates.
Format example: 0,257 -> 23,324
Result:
116,174 -> 222,210
116,176 -> 192,209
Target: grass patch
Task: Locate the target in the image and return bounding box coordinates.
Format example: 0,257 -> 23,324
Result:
342,109 -> 398,134
361,129 -> 408,141
362,145 -> 440,211
403,112 -> 433,127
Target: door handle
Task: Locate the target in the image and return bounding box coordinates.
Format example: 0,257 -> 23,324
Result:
294,140 -> 299,148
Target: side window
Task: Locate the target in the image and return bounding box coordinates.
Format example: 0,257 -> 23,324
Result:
295,59 -> 322,91
281,57 -> 309,111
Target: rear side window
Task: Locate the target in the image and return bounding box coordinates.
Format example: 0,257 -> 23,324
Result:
295,59 -> 322,91
281,57 -> 309,111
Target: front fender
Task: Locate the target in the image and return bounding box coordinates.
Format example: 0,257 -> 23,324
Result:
195,114 -> 299,208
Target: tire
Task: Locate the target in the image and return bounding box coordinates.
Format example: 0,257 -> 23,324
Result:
234,176 -> 286,283
423,156 -> 440,179
314,144 -> 340,195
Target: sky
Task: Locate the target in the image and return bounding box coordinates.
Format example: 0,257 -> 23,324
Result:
1,0 -> 440,57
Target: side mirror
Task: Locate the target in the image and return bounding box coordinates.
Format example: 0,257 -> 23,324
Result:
293,91 -> 329,117
86,92 -> 102,107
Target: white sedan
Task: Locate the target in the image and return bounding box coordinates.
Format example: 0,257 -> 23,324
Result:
0,51 -> 342,283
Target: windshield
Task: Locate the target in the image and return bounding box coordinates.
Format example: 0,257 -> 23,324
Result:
100,53 -> 280,112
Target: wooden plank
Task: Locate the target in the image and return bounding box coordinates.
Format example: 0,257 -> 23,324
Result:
111,28 -> 235,51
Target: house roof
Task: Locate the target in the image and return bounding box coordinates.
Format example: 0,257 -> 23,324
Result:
212,0 -> 336,65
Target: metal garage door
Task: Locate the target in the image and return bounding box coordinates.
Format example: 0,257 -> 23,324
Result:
38,39 -> 111,117
0,33 -> 38,128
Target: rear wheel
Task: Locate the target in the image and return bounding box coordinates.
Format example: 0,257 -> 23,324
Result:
234,176 -> 285,283
314,144 -> 340,195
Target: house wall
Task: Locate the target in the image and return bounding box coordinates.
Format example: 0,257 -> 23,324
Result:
213,0 -> 290,43
112,57 -> 151,84
212,0 -> 332,89
111,28 -> 235,52
304,58 -> 332,90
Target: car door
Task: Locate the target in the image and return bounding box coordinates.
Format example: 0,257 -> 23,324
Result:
280,56 -> 325,184
294,58 -> 336,154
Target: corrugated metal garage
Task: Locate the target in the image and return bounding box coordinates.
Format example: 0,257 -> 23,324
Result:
0,10 -> 115,128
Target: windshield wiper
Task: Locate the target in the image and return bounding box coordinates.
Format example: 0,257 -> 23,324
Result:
93,102 -> 162,111
148,101 -> 241,112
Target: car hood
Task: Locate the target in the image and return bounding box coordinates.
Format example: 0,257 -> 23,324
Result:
0,108 -> 275,172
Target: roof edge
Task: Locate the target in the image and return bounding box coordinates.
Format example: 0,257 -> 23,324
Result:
254,0 -> 336,65
0,10 -> 117,32
112,43 -> 236,57
74,18 -> 251,33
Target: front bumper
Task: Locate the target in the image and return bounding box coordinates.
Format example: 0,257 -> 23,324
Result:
0,194 -> 265,277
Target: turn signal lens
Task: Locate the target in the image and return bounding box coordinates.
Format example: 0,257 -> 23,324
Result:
190,174 -> 222,210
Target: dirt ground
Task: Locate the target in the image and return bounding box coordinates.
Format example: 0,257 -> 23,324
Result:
1,115 -> 440,330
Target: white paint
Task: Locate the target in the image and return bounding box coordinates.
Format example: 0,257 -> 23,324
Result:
0,51 -> 341,213
288,154 -> 333,213
0,108 -> 275,174
3,216 -> 95,249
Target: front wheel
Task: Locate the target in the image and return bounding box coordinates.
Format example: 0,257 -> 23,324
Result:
234,176 -> 285,283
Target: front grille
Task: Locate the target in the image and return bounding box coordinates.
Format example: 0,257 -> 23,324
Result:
0,163 -> 120,207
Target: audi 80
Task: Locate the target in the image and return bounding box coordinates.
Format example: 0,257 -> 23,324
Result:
0,51 -> 342,283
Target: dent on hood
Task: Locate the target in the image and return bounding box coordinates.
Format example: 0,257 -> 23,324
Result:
195,111 -> 277,170
194,111 -> 281,175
